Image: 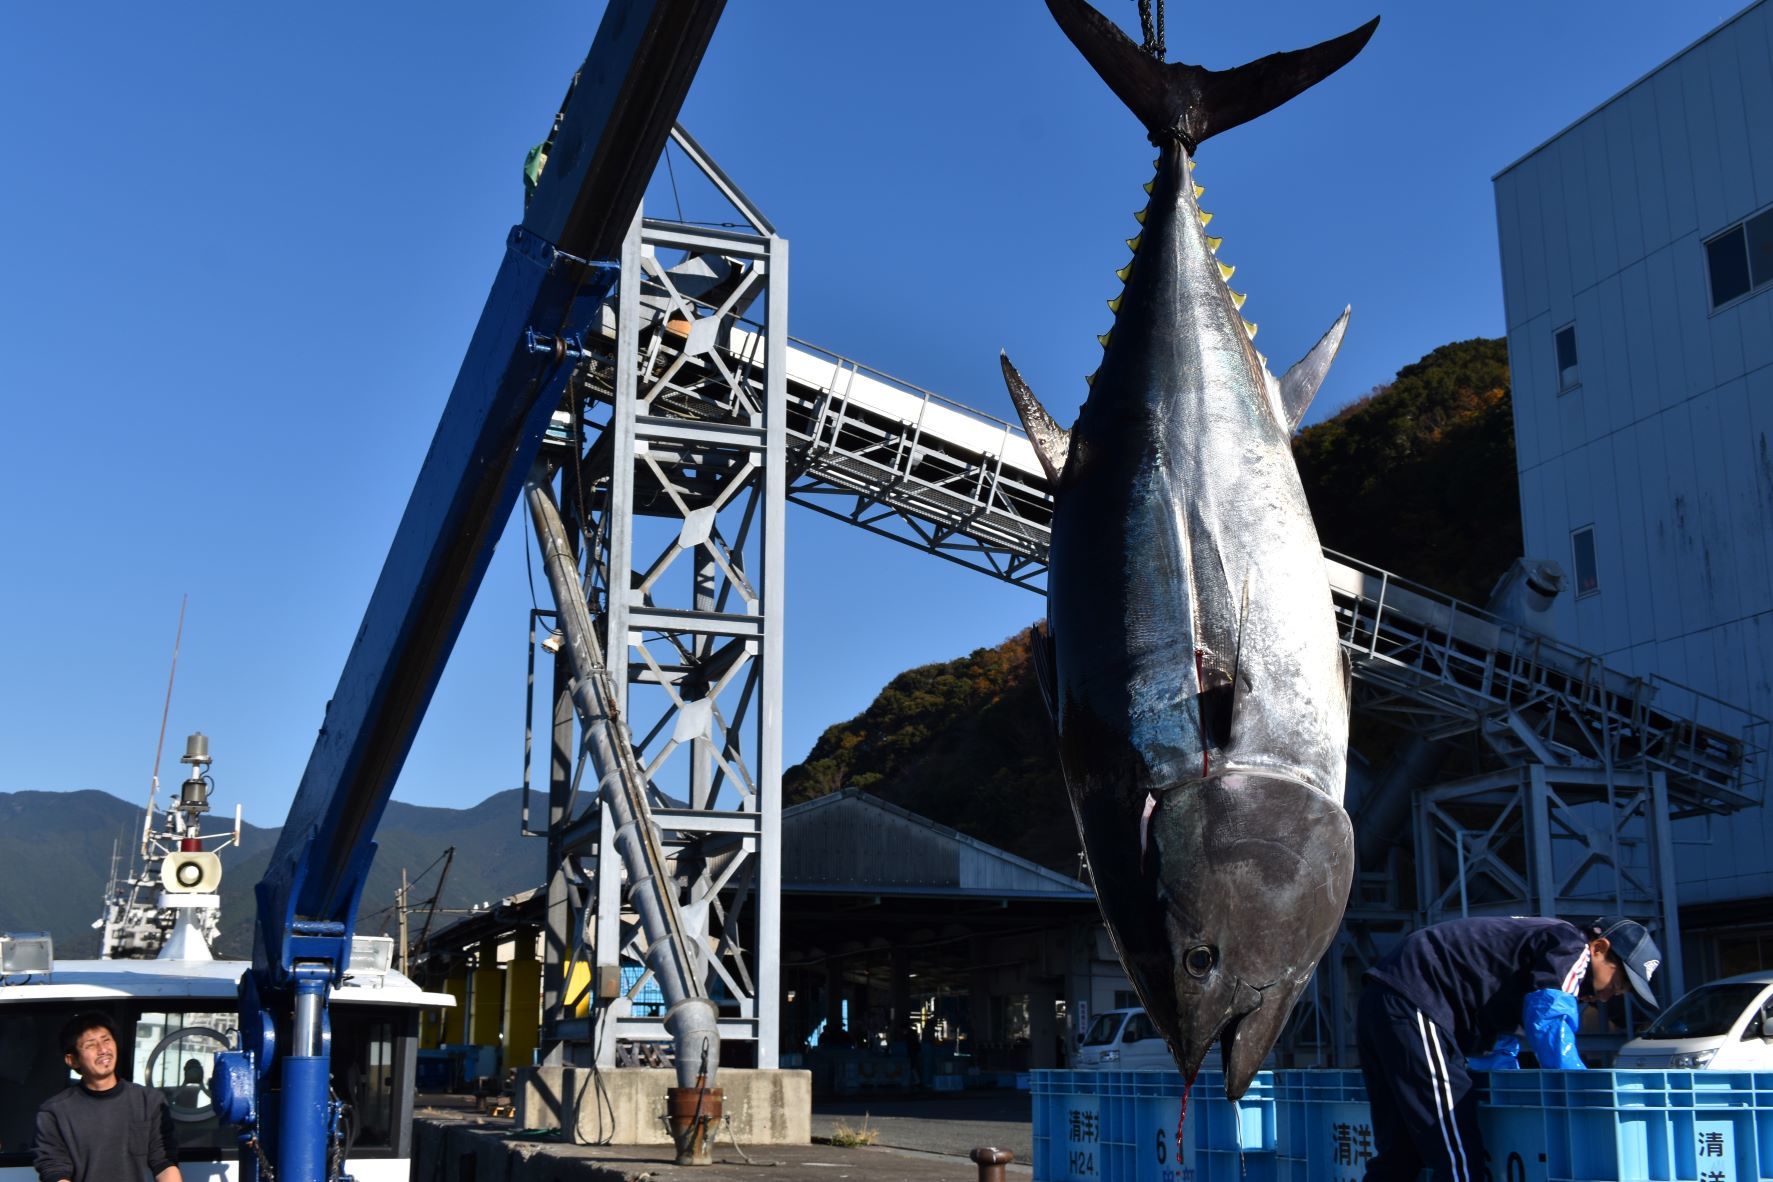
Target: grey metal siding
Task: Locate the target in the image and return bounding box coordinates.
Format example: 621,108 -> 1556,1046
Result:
1498,1 -> 1773,907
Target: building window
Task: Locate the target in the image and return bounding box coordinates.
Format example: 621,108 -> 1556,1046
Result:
1572,525 -> 1599,598
1554,324 -> 1579,391
1706,207 -> 1773,308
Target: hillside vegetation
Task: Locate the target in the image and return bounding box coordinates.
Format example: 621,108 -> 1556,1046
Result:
782,338 -> 1520,869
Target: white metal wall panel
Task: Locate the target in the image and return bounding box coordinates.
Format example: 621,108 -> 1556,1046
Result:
1671,230 -> 1718,393
1660,401 -> 1703,638
1590,444 -> 1631,652
1708,34 -> 1759,220
1738,6 -> 1773,203
1742,286 -> 1773,374
1526,320 -> 1561,463
1680,45 -> 1731,235
1558,352 -> 1588,452
1620,264 -> 1661,430
1582,118 -> 1621,281
1627,418 -> 1683,642
1713,300 -> 1750,388
1607,429 -> 1654,646
1656,636 -> 1689,685
1507,327 -> 1541,470
1540,156 -> 1576,331
1688,389 -> 1741,624
1753,612 -> 1773,715
1604,100 -> 1647,267
1517,153 -> 1553,324
1745,373 -> 1773,629
1653,69 -> 1699,239
1629,85 -> 1673,249
1714,379 -> 1769,614
1644,247 -> 1688,406
1559,133 -> 1599,296
1497,180 -> 1528,331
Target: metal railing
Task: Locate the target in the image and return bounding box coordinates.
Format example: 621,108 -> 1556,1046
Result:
572,261 -> 1766,819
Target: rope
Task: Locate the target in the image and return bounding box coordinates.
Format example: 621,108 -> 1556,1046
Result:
1137,0 -> 1166,60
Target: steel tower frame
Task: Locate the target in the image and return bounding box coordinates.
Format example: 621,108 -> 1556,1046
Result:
534,128 -> 786,1067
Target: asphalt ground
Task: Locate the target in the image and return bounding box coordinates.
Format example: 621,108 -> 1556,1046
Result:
811,1090 -> 1033,1167
415,1087 -> 1035,1181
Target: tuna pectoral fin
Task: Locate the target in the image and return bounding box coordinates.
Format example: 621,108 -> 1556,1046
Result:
1001,353 -> 1071,484
1279,307 -> 1352,431
1045,0 -> 1378,149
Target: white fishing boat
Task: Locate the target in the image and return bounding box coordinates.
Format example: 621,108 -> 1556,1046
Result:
0,736 -> 450,1180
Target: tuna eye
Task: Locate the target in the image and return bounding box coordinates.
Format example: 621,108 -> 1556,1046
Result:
1184,945 -> 1216,977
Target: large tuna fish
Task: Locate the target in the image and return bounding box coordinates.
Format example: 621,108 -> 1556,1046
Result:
1003,0 -> 1377,1100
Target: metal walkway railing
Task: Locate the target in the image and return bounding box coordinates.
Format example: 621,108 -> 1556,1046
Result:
572,268 -> 1766,819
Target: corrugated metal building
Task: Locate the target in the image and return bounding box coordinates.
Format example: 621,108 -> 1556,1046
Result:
1494,0 -> 1773,974
417,789 -> 1137,1079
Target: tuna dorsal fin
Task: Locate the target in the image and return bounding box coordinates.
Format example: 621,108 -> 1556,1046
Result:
1279,306 -> 1351,431
1001,352 -> 1072,484
1045,0 -> 1379,150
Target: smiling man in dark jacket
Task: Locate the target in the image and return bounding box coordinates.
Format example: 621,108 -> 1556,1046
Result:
1357,915 -> 1663,1182
33,1012 -> 181,1182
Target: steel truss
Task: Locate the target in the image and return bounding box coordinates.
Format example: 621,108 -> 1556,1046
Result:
534,127 -> 784,1067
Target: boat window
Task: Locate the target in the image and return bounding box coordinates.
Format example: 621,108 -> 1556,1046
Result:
1081,1013 -> 1124,1046
132,1009 -> 239,1154
0,1005 -> 96,1163
331,1008 -> 397,1152
1639,983 -> 1764,1040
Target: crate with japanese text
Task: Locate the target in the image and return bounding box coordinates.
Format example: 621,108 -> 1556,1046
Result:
1034,1069 -> 1773,1181
1030,1069 -> 1276,1182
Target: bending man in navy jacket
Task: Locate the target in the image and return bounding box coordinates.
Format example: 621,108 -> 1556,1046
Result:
1358,915 -> 1663,1182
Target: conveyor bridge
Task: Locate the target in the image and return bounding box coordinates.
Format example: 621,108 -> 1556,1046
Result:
576,248 -> 1765,821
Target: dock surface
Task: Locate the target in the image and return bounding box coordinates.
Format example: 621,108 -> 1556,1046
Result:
416,1089 -> 1034,1181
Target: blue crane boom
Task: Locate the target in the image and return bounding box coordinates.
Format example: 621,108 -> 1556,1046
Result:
211,4 -> 727,1179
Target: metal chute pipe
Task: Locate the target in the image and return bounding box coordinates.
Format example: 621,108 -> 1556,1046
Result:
525,470 -> 718,1088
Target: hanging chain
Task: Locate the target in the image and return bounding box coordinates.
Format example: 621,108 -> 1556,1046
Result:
1137,0 -> 1166,60
247,1136 -> 276,1182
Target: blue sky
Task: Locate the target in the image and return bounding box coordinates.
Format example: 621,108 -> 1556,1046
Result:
0,1 -> 1743,825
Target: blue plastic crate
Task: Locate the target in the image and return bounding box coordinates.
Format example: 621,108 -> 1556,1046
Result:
1037,1068 -> 1773,1181
1032,1069 -> 1278,1182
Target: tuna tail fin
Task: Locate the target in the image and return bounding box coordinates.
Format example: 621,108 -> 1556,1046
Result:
1045,0 -> 1378,150
1278,306 -> 1351,431
1001,352 -> 1073,484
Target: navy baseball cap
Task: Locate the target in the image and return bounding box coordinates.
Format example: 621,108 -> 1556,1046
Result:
1590,916 -> 1663,1009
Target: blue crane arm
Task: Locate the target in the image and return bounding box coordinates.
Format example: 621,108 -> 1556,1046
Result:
252,227 -> 609,982
253,0 -> 726,988
214,5 -> 726,1180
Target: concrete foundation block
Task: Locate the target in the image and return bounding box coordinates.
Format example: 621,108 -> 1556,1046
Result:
514,1063 -> 569,1129
510,1066 -> 812,1145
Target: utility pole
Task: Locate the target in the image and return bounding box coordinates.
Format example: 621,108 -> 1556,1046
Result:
397,868 -> 411,978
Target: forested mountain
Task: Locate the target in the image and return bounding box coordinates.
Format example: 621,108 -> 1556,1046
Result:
782,338 -> 1521,868
1294,337 -> 1517,604
0,788 -> 537,959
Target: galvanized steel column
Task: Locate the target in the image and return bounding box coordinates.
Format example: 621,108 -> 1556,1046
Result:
755,229 -> 788,1068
